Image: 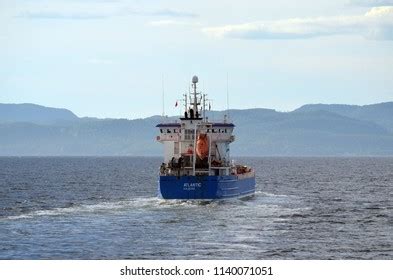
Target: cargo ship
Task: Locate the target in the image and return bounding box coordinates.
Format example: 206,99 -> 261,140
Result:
156,75 -> 255,199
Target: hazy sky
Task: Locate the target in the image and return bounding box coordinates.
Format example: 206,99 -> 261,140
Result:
1,0 -> 392,118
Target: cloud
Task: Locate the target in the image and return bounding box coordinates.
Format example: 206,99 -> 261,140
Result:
203,6 -> 393,40
16,1 -> 123,20
350,0 -> 393,6
19,11 -> 110,20
16,2 -> 198,20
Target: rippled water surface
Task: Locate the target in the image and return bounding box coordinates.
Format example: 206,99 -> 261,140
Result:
0,157 -> 392,259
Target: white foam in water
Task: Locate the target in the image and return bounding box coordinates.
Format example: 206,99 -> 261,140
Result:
5,197 -> 162,220
3,191 -> 307,221
4,197 -> 223,220
257,191 -> 289,197
157,199 -> 216,208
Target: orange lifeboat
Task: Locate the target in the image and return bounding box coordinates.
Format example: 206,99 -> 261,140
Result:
196,133 -> 209,160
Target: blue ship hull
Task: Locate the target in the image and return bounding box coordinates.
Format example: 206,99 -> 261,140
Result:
158,175 -> 255,199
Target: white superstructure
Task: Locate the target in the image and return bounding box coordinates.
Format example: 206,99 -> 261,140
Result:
156,76 -> 236,177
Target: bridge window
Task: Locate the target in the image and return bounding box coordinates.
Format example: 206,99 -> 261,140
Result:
185,129 -> 195,140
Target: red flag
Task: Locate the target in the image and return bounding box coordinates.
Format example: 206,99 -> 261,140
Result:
175,101 -> 178,107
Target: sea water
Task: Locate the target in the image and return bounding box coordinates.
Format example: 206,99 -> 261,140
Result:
0,157 -> 392,259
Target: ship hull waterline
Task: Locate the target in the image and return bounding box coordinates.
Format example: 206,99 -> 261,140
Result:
158,175 -> 255,200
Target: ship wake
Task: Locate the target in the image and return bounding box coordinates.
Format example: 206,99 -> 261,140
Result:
3,197 -> 228,220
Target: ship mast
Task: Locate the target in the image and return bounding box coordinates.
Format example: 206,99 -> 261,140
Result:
191,75 -> 199,118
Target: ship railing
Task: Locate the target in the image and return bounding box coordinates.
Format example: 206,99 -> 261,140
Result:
195,170 -> 209,174
236,169 -> 255,179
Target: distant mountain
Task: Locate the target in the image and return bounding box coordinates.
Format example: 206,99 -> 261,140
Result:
295,102 -> 393,132
219,108 -> 392,156
0,103 -> 78,125
0,118 -> 160,156
1,102 -> 393,156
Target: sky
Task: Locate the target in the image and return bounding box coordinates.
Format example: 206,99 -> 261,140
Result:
0,0 -> 392,118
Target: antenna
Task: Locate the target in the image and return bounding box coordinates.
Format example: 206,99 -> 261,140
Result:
192,75 -> 199,114
188,83 -> 191,108
211,99 -> 214,121
162,74 -> 165,117
226,72 -> 230,121
202,93 -> 206,120
185,84 -> 188,113
183,92 -> 188,116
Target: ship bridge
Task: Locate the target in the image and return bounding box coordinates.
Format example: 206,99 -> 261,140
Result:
156,76 -> 237,177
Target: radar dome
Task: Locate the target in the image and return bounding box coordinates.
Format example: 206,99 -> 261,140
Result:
192,75 -> 199,83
